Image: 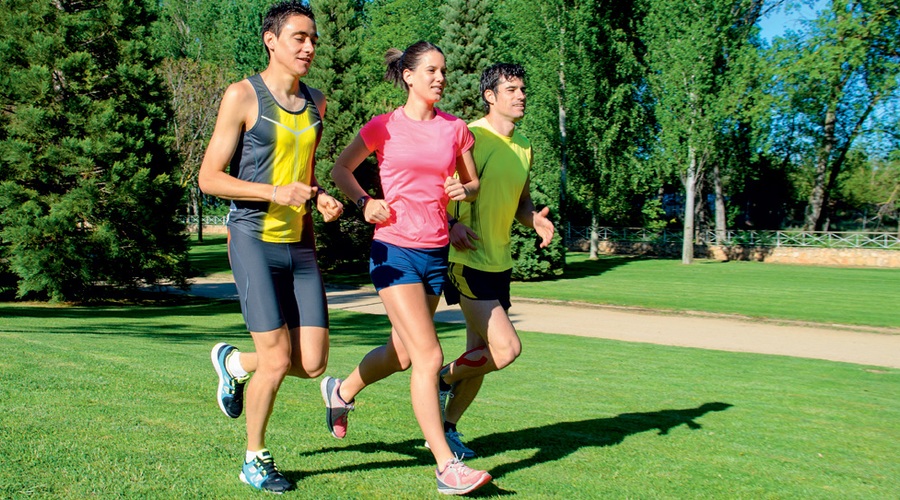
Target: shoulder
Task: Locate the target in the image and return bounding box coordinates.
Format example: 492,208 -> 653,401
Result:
304,85 -> 327,113
512,128 -> 531,148
222,79 -> 257,108
436,108 -> 466,126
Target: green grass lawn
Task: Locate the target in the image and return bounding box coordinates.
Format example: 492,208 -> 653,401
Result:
1,301 -> 898,498
190,235 -> 900,328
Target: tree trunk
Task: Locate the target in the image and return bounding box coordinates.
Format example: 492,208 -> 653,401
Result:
682,147 -> 698,264
804,106 -> 837,231
195,185 -> 203,242
713,162 -> 727,245
556,17 -> 568,221
589,212 -> 599,260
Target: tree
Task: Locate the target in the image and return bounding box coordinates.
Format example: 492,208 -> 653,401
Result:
438,0 -> 494,122
642,0 -> 764,263
158,57 -> 230,241
307,0 -> 372,272
0,0 -> 188,301
768,0 -> 899,230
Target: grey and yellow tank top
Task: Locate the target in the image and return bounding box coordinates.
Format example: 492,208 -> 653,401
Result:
227,74 -> 322,245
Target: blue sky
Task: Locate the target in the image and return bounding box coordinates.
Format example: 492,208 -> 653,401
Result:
757,1 -> 826,40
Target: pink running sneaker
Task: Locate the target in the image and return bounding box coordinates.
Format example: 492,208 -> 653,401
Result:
435,458 -> 491,495
320,376 -> 354,439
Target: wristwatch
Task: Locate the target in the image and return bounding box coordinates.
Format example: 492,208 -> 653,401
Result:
356,195 -> 371,210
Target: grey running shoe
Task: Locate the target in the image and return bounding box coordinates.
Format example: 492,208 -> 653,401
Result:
320,376 -> 354,439
435,458 -> 491,495
240,449 -> 294,493
211,343 -> 248,418
425,430 -> 476,459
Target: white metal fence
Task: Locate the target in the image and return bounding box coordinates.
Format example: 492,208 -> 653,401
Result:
183,215 -> 228,226
566,225 -> 900,250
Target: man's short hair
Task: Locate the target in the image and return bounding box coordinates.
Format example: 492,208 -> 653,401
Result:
261,1 -> 316,57
480,63 -> 526,113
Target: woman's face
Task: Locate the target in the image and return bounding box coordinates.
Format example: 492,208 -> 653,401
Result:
403,50 -> 446,104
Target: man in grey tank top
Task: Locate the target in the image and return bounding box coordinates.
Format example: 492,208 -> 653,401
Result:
198,1 -> 343,494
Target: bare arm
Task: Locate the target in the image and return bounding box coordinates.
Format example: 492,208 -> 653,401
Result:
199,81 -> 325,208
331,134 -> 390,224
306,87 -> 343,222
515,176 -> 555,249
444,149 -> 480,202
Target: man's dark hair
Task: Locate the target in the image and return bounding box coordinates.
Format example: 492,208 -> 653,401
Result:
479,63 -> 526,113
261,1 -> 316,57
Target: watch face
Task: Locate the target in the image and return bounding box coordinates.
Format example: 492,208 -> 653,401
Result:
357,196 -> 369,209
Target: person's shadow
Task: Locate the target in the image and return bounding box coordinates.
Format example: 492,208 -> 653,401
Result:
292,402 -> 732,495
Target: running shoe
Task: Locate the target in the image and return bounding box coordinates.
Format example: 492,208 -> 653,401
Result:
211,342 -> 248,418
425,430 -> 476,459
320,376 -> 354,439
240,449 -> 294,494
435,457 -> 491,495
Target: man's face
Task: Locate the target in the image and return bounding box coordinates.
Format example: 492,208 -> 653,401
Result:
487,76 -> 526,121
266,14 -> 317,76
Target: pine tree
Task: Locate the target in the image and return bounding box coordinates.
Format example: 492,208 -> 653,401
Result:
438,0 -> 494,121
0,0 -> 188,301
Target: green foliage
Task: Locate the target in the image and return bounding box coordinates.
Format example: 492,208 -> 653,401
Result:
0,0 -> 188,302
438,0 -> 494,122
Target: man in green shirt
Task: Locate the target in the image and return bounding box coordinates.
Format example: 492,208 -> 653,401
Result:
435,63 -> 555,458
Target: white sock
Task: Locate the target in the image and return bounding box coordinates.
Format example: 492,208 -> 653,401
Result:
227,351 -> 249,379
246,449 -> 267,463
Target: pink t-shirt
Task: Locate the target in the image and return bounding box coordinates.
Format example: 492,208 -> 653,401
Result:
360,107 -> 474,248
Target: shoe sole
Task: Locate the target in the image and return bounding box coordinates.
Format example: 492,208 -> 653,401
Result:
320,377 -> 345,439
437,471 -> 491,495
240,472 -> 292,494
211,343 -> 238,418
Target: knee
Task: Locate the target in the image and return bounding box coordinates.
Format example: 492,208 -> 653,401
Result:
259,353 -> 292,380
302,360 -> 327,379
493,338 -> 522,370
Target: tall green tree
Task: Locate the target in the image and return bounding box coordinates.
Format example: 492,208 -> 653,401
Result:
767,0 -> 899,231
0,0 -> 188,301
307,0 -> 373,272
438,0 -> 494,122
642,0 -> 764,263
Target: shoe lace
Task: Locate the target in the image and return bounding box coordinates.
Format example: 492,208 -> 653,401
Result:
256,455 -> 280,478
444,458 -> 475,478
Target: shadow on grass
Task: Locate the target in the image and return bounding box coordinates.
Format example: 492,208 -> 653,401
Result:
0,301 -> 462,346
291,402 -> 732,494
530,255 -> 650,283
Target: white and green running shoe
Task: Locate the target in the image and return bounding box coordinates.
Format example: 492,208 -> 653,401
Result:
211,343 -> 247,418
240,449 -> 294,494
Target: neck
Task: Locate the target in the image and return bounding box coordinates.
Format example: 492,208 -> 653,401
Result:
485,112 -> 517,137
260,67 -> 302,99
402,97 -> 436,121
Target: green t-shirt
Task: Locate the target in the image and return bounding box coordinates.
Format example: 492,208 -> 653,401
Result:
448,117 -> 532,272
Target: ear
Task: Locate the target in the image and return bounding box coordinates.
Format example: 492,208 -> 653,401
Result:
483,89 -> 496,106
403,68 -> 413,86
263,30 -> 278,53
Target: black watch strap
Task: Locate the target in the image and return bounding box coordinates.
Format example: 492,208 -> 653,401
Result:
356,195 -> 371,210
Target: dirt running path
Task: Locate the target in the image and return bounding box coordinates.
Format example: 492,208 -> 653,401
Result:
188,278 -> 900,369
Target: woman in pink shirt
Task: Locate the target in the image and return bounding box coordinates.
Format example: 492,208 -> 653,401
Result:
325,41 -> 491,495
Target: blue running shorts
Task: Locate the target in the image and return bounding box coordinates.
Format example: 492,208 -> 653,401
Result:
369,240 -> 449,295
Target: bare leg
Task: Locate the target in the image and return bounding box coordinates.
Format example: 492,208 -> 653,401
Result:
378,283 -> 455,467
338,327 -> 410,403
244,325 -> 292,451
443,297 -> 521,424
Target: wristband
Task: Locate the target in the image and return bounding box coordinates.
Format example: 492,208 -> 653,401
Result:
448,218 -> 458,228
